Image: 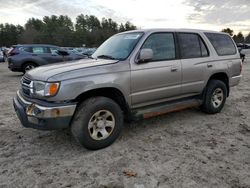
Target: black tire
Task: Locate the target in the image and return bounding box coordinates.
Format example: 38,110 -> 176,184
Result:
71,97 -> 123,150
22,63 -> 37,74
201,80 -> 227,114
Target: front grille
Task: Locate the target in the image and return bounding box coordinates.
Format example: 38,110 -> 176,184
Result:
22,87 -> 31,96
21,76 -> 33,97
22,77 -> 31,85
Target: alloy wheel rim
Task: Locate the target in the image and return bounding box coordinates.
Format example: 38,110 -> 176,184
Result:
88,110 -> 115,140
211,88 -> 224,108
25,65 -> 35,72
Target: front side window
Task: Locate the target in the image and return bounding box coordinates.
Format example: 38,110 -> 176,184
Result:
178,33 -> 209,59
50,47 -> 59,55
141,33 -> 176,61
205,33 -> 236,56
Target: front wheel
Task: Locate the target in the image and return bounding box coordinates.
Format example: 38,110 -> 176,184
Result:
23,63 -> 37,73
201,80 -> 227,114
71,97 -> 123,150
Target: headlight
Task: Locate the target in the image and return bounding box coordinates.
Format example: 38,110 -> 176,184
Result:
33,81 -> 60,97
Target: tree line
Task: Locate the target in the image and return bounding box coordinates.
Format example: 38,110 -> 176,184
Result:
0,14 -> 137,47
1,17 -> 249,48
221,28 -> 250,43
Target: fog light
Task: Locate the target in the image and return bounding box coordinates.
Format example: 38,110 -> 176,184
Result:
26,104 -> 41,116
26,104 -> 35,116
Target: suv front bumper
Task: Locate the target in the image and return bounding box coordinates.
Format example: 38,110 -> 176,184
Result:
8,59 -> 22,72
13,91 -> 76,130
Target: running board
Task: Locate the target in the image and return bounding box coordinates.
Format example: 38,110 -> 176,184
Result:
131,98 -> 202,120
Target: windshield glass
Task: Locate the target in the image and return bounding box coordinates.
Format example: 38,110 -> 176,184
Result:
92,32 -> 143,60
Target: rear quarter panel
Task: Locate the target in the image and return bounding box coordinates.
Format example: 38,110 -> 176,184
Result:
200,32 -> 241,88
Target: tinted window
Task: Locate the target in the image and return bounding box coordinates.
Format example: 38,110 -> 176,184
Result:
19,46 -> 32,53
50,47 -> 59,55
178,33 -> 209,59
205,33 -> 236,56
200,38 -> 209,57
142,33 -> 176,61
32,47 -> 49,54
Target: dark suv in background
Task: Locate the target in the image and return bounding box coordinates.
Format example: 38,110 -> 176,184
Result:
8,44 -> 86,73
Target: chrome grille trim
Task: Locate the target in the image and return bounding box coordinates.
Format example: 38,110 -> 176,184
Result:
21,77 -> 33,97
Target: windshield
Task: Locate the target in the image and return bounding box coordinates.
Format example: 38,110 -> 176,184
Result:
92,32 -> 143,60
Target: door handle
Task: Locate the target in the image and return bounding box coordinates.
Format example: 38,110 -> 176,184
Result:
171,67 -> 178,72
32,54 -> 37,56
207,64 -> 213,68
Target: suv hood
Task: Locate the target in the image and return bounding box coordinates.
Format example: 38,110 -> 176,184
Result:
25,58 -> 119,81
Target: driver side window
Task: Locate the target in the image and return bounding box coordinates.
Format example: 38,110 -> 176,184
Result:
50,47 -> 59,55
142,33 -> 176,61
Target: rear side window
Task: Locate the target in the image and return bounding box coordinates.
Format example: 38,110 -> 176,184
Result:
19,46 -> 32,53
178,33 -> 209,59
142,33 -> 176,61
32,47 -> 49,54
205,33 -> 236,56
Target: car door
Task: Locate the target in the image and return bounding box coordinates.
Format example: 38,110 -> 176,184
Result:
177,33 -> 210,95
130,32 -> 182,108
31,46 -> 54,65
48,47 -> 64,63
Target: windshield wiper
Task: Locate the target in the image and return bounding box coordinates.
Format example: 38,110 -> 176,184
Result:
97,55 -> 116,60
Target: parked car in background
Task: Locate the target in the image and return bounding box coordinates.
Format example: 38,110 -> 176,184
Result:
237,43 -> 250,49
8,44 -> 86,73
0,51 -> 4,62
66,49 -> 88,58
82,48 -> 97,57
61,47 -> 75,51
237,45 -> 248,63
71,48 -> 86,56
69,47 -> 97,57
1,47 -> 10,62
61,47 -> 86,55
238,48 -> 245,62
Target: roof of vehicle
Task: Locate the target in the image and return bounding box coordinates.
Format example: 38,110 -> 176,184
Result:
13,44 -> 59,48
120,28 -> 226,35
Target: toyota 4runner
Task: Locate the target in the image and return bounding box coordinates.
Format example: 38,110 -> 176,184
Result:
13,29 -> 242,150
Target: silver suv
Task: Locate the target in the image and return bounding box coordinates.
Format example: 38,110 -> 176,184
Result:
13,29 -> 242,150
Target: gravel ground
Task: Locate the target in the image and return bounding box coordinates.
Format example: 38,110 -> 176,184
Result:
0,61 -> 250,188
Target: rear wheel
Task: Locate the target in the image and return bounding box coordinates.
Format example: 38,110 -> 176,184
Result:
71,97 -> 123,150
201,80 -> 227,114
23,63 -> 37,73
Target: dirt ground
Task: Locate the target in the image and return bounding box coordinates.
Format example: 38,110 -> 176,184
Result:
0,60 -> 250,188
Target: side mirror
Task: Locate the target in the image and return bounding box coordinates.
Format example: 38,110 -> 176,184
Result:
137,48 -> 153,63
57,50 -> 69,56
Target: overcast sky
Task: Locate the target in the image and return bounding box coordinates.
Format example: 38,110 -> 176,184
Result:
0,0 -> 250,34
